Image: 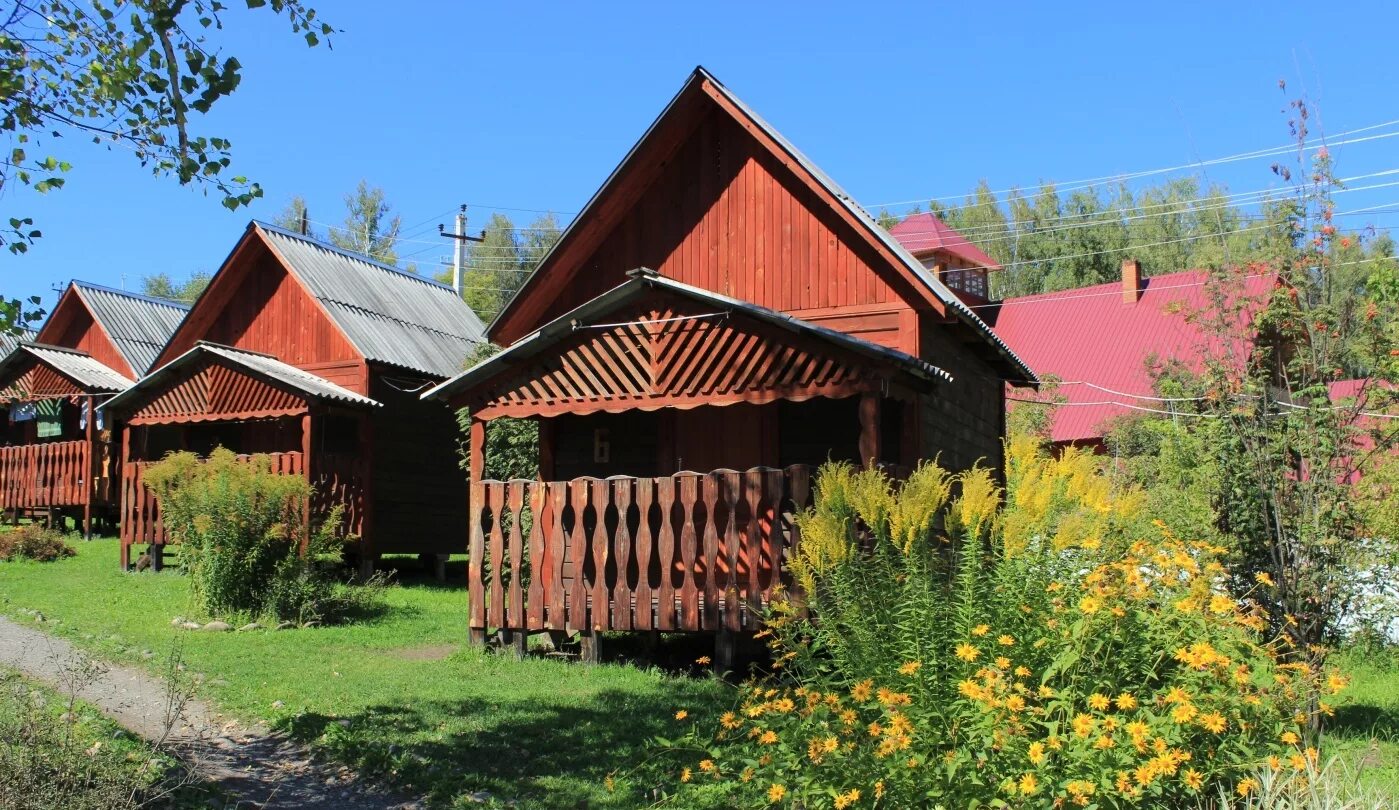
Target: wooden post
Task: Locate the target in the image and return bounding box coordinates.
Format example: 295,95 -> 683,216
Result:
468,415 -> 486,482
901,393 -> 922,469
357,411 -> 375,576
858,392 -> 881,469
579,628 -> 601,664
715,627 -> 737,674
83,395 -> 96,539
300,409 -> 314,556
119,424 -> 132,570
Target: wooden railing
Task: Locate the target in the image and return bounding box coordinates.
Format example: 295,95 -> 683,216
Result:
315,452 -> 368,538
0,440 -> 91,510
468,465 -> 814,636
120,451 -> 305,547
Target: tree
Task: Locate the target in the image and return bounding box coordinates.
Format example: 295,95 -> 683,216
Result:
0,0 -> 334,256
142,272 -> 210,304
452,212 -> 562,322
327,181 -> 401,265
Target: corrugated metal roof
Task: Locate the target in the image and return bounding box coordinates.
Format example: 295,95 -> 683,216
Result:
72,281 -> 189,374
254,223 -> 486,378
0,329 -> 35,357
424,268 -> 949,403
102,342 -> 379,416
987,269 -> 1277,443
888,213 -> 1001,270
489,67 -> 1033,382
0,343 -> 135,393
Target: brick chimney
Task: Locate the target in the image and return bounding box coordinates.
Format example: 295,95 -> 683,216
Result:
1121,258 -> 1142,304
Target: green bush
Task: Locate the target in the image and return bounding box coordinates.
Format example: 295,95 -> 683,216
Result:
0,525 -> 75,562
653,440 -> 1344,808
142,448 -> 352,623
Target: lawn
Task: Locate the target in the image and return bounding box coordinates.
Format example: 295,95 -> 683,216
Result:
0,538 -> 725,808
1326,645 -> 1399,799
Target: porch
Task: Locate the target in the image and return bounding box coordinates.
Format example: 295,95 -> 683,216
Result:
101,343 -> 378,570
426,270 -> 947,663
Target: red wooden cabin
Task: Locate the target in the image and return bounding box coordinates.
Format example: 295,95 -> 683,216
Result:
102,222 -> 486,573
0,282 -> 188,535
423,67 -> 1035,663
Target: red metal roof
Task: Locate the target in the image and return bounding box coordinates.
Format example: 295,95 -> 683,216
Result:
888,212 -> 1001,270
987,268 -> 1278,444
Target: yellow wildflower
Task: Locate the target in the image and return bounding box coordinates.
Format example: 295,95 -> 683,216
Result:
695,655 -> 711,665
1079,596 -> 1101,614
1019,773 -> 1039,795
998,634 -> 1015,646
899,660 -> 922,676
674,709 -> 688,721
1183,768 -> 1204,790
1198,712 -> 1227,733
1255,571 -> 1275,587
1171,703 -> 1198,724
995,656 -> 1012,671
759,730 -> 778,745
1281,730 -> 1300,745
971,624 -> 990,636
1237,777 -> 1260,797
955,643 -> 980,663
721,711 -> 741,729
767,783 -> 786,803
1115,692 -> 1138,711
851,680 -> 873,702
1088,693 -> 1111,711
1027,741 -> 1046,765
680,767 -> 692,783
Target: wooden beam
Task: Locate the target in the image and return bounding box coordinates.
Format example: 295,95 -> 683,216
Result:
300,410 -> 314,555
468,416 -> 486,482
119,424 -> 131,570
858,392 -> 881,469
83,395 -> 96,539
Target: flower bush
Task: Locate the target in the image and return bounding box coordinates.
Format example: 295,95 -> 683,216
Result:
142,448 -> 356,623
654,438 -> 1346,808
0,524 -> 75,562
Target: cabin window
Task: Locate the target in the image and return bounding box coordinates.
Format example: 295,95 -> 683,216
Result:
920,257 -> 989,300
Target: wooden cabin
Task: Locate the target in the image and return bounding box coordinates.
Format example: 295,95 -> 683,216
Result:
0,282 -> 188,535
102,222 -> 487,573
422,67 -> 1035,663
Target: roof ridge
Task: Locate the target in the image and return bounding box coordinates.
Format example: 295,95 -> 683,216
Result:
316,297 -> 480,343
192,340 -> 279,359
72,279 -> 192,311
999,268 -> 1225,304
21,341 -> 93,357
252,221 -> 461,294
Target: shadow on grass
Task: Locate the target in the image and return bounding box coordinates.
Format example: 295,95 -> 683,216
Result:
1331,703 -> 1399,742
282,681 -> 723,808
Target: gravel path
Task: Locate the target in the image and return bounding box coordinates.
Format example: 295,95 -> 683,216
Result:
0,615 -> 423,809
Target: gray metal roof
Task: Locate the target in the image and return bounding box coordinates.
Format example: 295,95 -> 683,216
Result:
254,223 -> 486,379
489,67 -> 1035,383
102,342 -> 379,416
0,342 -> 135,394
424,268 -> 950,403
72,281 -> 189,374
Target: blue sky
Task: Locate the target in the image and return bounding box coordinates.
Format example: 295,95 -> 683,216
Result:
5,1 -> 1399,311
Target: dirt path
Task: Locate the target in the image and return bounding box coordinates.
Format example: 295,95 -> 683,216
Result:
0,615 -> 423,809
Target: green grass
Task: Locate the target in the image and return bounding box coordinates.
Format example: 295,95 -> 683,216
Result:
1325,645 -> 1399,799
0,538 -> 725,808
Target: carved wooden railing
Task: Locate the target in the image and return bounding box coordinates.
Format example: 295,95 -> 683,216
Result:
0,440 -> 91,510
315,452 -> 368,538
468,465 -> 814,636
120,451 -> 305,548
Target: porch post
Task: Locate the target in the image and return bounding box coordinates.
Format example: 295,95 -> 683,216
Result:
858,392 -> 881,469
83,395 -> 96,539
468,415 -> 486,482
119,424 -> 131,570
300,409 -> 314,556
467,413 -> 487,648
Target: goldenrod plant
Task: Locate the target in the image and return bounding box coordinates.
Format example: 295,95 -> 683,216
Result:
653,443 -> 1346,808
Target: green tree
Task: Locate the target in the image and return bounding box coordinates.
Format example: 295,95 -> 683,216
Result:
452,212 -> 561,322
0,0 -> 333,255
271,195 -> 313,236
328,181 -> 402,265
142,272 -> 210,304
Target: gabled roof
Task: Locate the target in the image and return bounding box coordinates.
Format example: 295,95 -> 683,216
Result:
65,281 -> 188,375
888,213 -> 1001,270
0,342 -> 135,394
253,223 -> 486,378
424,268 -> 950,404
488,66 -> 1033,382
986,269 -> 1278,443
102,342 -> 379,417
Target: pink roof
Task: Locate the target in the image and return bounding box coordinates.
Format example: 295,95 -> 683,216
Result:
888,213 -> 1001,270
988,268 -> 1278,444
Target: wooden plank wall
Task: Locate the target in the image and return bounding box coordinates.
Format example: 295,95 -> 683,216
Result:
37,294 -> 135,379
0,440 -> 90,510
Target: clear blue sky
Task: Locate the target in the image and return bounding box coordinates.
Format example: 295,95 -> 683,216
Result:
5,1 -> 1398,311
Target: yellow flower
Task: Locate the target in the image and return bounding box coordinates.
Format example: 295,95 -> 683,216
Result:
1281,730 -> 1300,745
1079,596 -> 1101,614
955,643 -> 980,663
695,655 -> 711,665
1209,593 -> 1235,614
971,624 -> 990,636
1027,741 -> 1046,765
1005,695 -> 1026,712
1171,703 -> 1198,724
874,780 -> 884,799
998,634 -> 1015,646
721,711 -> 741,729
1088,693 -> 1111,711
1327,672 -> 1349,694
1093,734 -> 1115,750
1019,773 -> 1038,795
1115,692 -> 1138,711
1198,712 -> 1227,733
680,767 -> 692,783
1183,768 -> 1204,790
674,709 -> 688,721
1014,666 -> 1031,678
899,661 -> 922,676
1237,777 -> 1260,797
995,656 -> 1012,671
767,783 -> 786,803
1255,571 -> 1275,587
759,730 -> 778,745
851,680 -> 873,702
1072,713 -> 1095,738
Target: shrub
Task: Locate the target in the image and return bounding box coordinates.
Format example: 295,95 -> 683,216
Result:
142,448 -> 350,623
654,438 -> 1345,808
0,525 -> 75,562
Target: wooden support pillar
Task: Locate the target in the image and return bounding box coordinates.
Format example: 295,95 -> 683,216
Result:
300,409 -> 314,556
578,628 -> 601,664
858,391 -> 881,469
501,628 -> 526,660
715,627 -> 737,675
83,395 -> 96,539
357,411 -> 375,570
119,423 -> 132,569
468,415 -> 486,482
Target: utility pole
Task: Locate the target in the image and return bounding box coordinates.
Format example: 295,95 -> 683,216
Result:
440,204 -> 485,296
